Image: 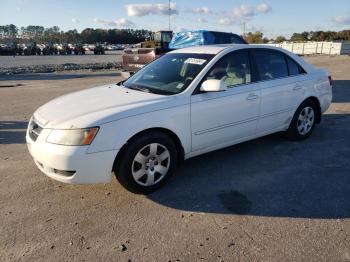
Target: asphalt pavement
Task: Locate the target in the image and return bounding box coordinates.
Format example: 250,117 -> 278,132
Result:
0,56 -> 349,261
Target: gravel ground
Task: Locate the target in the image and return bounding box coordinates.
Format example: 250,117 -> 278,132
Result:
0,51 -> 122,68
0,52 -> 123,75
0,56 -> 349,261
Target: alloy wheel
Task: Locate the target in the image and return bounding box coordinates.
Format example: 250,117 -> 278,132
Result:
297,106 -> 315,135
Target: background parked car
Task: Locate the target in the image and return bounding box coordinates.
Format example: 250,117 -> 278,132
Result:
73,43 -> 85,55
94,43 -> 105,55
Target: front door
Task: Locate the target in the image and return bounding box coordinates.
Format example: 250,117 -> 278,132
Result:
190,50 -> 261,152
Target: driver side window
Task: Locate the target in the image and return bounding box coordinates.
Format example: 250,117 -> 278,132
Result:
203,51 -> 251,88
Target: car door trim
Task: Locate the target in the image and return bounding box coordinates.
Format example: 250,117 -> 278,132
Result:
260,107 -> 293,119
194,116 -> 259,135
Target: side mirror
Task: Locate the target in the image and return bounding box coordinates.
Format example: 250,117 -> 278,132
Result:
200,79 -> 227,92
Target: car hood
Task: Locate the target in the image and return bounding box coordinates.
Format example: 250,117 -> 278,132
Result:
34,84 -> 181,129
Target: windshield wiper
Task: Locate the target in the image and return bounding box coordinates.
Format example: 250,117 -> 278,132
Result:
124,84 -> 173,96
126,85 -> 150,93
116,80 -> 125,86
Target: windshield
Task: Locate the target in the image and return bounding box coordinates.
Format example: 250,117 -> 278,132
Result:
162,32 -> 173,43
123,53 -> 214,95
153,32 -> 161,42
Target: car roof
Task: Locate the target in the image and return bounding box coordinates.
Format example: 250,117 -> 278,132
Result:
169,44 -> 315,72
169,44 -> 300,54
169,44 -> 235,54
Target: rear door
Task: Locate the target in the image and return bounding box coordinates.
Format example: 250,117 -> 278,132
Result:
254,49 -> 307,133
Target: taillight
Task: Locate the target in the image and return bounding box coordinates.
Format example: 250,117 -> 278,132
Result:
328,75 -> 333,86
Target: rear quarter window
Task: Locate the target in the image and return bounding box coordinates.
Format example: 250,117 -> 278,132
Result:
286,56 -> 306,76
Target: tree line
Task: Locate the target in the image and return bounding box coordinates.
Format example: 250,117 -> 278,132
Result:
1,24 -> 349,44
0,24 -> 151,44
244,30 -> 350,44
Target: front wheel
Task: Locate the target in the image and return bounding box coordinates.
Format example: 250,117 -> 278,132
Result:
285,100 -> 317,140
114,132 -> 178,194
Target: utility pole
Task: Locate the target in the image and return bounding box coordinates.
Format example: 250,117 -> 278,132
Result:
168,0 -> 171,31
243,22 -> 246,37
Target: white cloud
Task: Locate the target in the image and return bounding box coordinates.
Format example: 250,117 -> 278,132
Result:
197,17 -> 208,23
331,16 -> 350,25
218,17 -> 235,26
217,3 -> 272,26
116,18 -> 135,27
232,4 -> 255,18
217,5 -> 253,26
246,24 -> 264,32
126,3 -> 179,17
93,18 -> 135,28
256,3 -> 272,14
191,7 -> 212,15
71,18 -> 80,23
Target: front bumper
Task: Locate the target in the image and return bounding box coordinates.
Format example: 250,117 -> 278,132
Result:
26,128 -> 118,184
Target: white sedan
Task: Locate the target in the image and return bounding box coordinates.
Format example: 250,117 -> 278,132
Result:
27,45 -> 332,193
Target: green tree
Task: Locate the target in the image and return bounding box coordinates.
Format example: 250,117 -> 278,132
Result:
291,31 -> 309,42
275,35 -> 286,43
244,31 -> 265,44
4,24 -> 348,45
21,25 -> 45,39
0,24 -> 18,38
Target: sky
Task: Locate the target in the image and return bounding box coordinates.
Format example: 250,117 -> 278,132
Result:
1,0 -> 349,38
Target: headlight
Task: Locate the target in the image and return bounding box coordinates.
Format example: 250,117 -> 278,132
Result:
46,127 -> 99,146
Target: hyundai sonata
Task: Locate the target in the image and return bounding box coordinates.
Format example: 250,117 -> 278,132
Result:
27,45 -> 332,193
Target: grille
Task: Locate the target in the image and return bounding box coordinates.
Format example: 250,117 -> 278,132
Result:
28,119 -> 43,142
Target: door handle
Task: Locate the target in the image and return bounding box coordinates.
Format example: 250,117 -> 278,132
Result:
293,84 -> 303,90
246,93 -> 259,100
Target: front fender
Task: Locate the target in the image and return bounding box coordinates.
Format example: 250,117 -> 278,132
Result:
87,104 -> 191,155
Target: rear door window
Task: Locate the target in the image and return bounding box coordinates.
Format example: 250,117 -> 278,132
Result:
255,49 -> 288,81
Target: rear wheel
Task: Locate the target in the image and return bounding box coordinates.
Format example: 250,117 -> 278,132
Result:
285,100 -> 317,140
114,132 -> 178,194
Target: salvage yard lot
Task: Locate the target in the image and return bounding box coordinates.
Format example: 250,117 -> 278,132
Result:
0,51 -> 122,68
0,56 -> 349,261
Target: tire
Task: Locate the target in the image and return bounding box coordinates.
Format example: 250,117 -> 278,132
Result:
285,100 -> 317,140
114,131 -> 178,194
